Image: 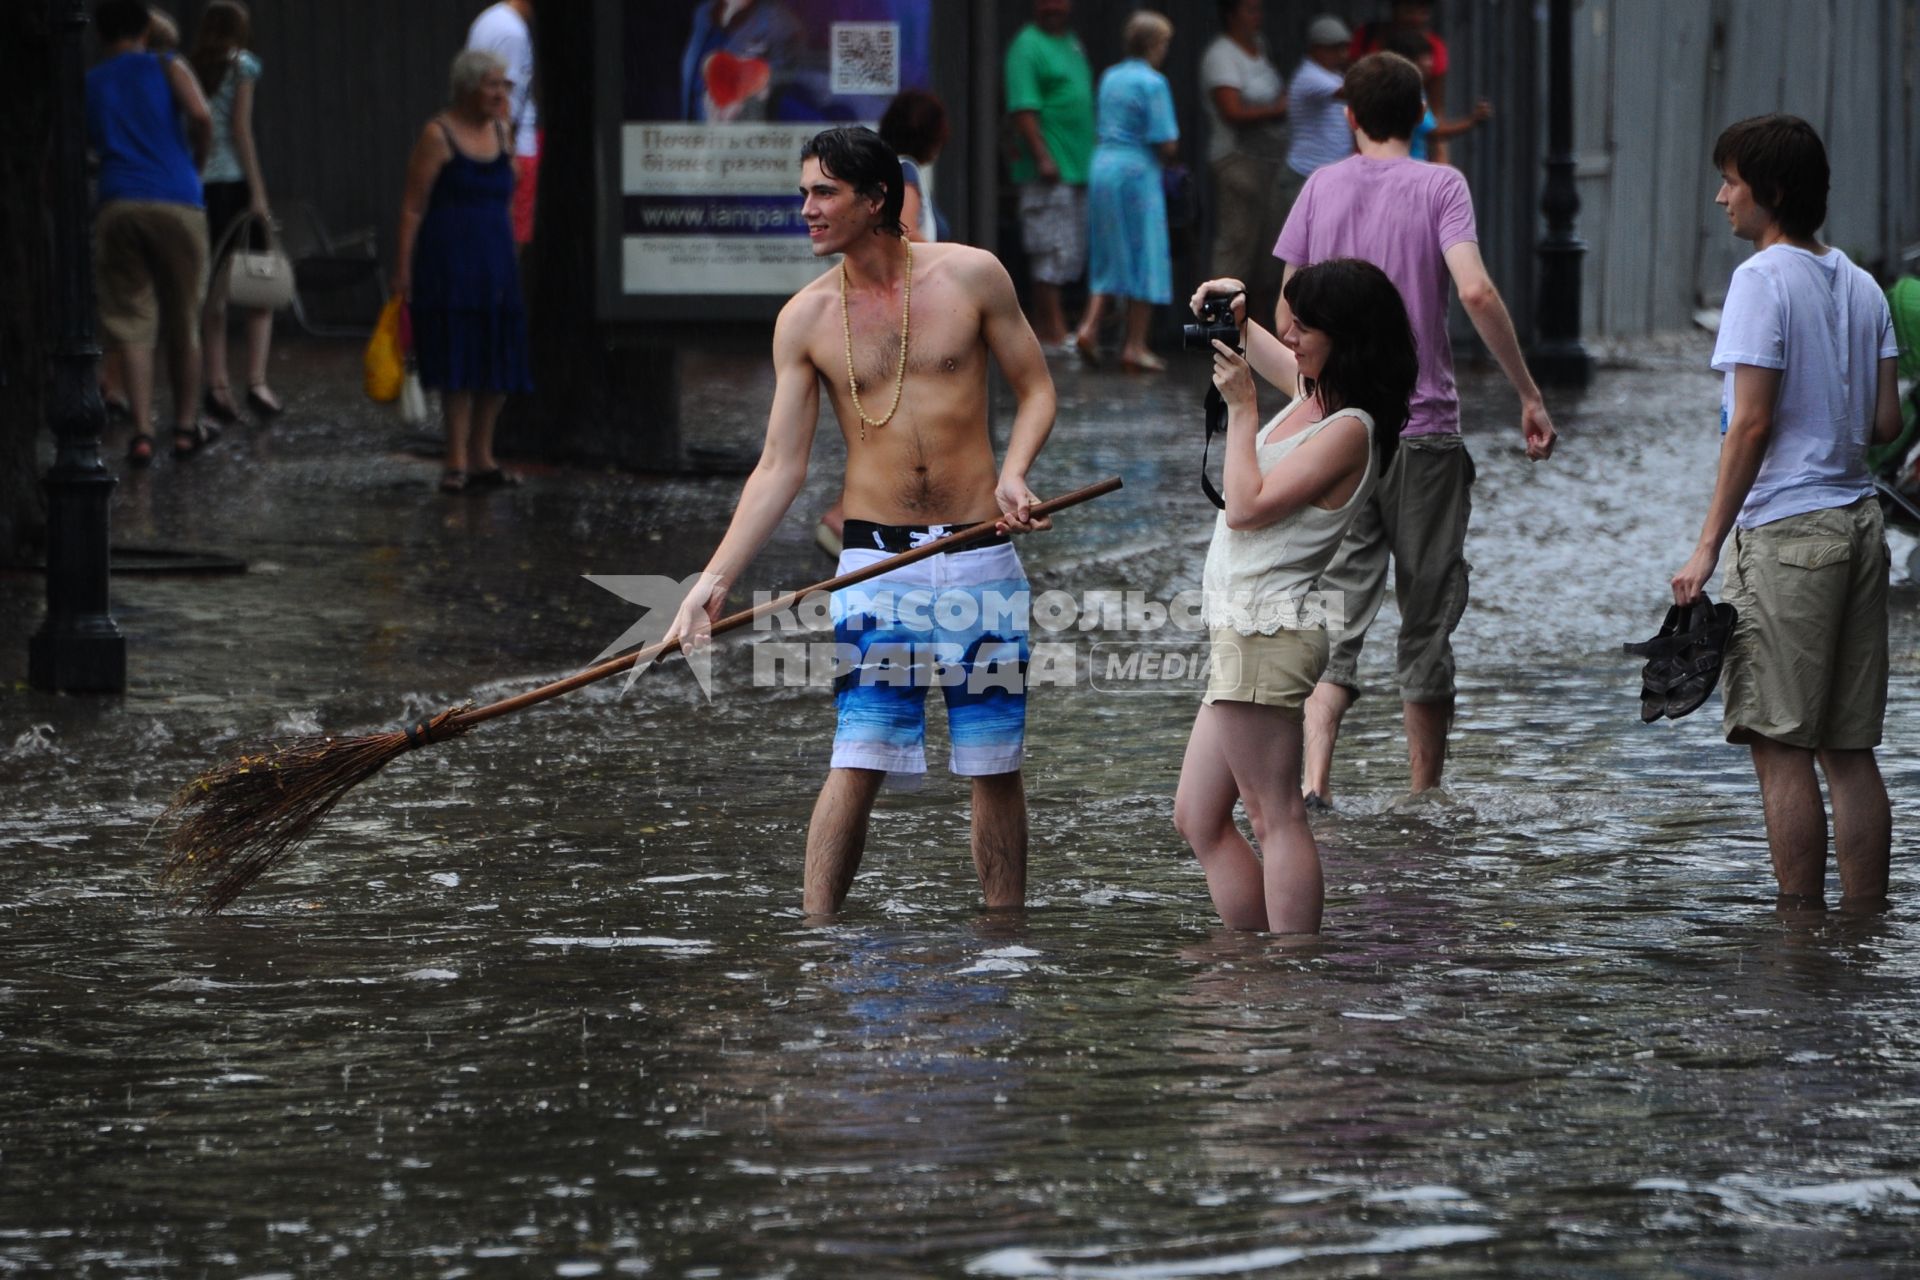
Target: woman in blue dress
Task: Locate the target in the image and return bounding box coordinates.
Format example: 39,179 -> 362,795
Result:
392,50 -> 534,494
1075,11 -> 1180,372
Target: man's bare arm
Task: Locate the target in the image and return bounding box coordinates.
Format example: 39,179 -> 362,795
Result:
976,252 -> 1056,530
665,301 -> 822,643
1011,111 -> 1057,182
1442,240 -> 1556,460
1873,355 -> 1902,445
1671,363 -> 1779,604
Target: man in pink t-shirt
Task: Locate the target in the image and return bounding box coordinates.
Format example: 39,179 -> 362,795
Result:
1268,51 -> 1554,804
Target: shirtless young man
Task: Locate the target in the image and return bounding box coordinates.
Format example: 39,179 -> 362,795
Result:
665,127 -> 1058,916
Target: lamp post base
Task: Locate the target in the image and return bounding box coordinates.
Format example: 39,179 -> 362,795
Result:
29,625 -> 126,693
1527,340 -> 1594,389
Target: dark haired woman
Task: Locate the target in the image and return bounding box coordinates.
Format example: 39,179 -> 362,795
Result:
1173,259 -> 1417,933
879,88 -> 950,243
191,0 -> 280,420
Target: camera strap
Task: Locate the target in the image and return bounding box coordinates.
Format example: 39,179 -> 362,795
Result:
1200,385 -> 1228,510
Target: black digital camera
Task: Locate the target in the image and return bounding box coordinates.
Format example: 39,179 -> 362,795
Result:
1181,291 -> 1241,352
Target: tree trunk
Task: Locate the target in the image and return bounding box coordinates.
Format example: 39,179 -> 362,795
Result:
502,0 -> 682,471
0,6 -> 54,562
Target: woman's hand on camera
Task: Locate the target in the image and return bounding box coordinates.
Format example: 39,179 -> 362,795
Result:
1211,339 -> 1255,414
1189,278 -> 1247,328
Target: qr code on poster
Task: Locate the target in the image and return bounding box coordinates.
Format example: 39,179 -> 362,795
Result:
832,22 -> 899,96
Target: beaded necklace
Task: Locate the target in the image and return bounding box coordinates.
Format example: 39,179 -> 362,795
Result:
839,237 -> 911,441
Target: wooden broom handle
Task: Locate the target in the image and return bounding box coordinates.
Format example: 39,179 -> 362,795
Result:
445,476 -> 1123,733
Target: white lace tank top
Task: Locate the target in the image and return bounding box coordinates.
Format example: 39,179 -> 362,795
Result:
1201,395 -> 1376,635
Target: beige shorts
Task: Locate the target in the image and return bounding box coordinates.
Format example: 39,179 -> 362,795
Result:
1202,625 -> 1329,720
1721,496 -> 1889,750
1319,433 -> 1475,701
94,200 -> 209,350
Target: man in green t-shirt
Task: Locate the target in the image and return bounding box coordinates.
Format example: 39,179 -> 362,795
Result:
1004,0 -> 1095,349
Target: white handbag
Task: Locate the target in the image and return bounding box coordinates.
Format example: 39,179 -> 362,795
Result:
399,365 -> 429,427
214,210 -> 296,311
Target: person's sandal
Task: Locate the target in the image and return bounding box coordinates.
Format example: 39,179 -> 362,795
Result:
1663,596 -> 1738,720
103,393 -> 133,424
1624,603 -> 1687,723
172,419 -> 220,459
439,468 -> 469,494
466,466 -> 520,489
203,384 -> 239,423
246,382 -> 284,417
126,433 -> 155,467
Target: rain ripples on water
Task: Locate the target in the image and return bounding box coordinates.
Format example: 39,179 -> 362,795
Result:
1,341 -> 1917,1275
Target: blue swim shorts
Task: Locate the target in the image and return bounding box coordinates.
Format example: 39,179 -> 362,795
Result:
830,521 -> 1031,777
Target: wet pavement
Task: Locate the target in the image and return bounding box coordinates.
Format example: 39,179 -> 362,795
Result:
2,332 -> 1919,1277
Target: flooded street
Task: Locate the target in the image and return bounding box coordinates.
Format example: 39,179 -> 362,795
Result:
3,336 -> 1919,1276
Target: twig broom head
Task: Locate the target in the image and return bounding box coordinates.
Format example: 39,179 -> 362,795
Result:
159,707 -> 470,914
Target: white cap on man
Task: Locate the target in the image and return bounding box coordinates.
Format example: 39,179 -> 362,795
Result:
1305,14 -> 1353,47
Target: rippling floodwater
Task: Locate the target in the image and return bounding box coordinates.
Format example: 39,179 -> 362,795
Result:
3,338 -> 1918,1276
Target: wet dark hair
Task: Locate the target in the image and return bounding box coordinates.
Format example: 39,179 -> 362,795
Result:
1342,51 -> 1424,142
800,126 -> 905,238
1283,258 -> 1418,472
1712,113 -> 1828,239
95,0 -> 153,44
878,90 -> 949,165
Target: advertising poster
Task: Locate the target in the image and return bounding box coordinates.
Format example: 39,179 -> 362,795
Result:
622,0 -> 933,297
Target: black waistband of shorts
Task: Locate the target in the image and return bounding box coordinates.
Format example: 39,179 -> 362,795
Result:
841,519 -> 1010,555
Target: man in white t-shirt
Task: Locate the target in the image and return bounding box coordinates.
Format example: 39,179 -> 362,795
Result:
1201,0 -> 1291,320
1670,114 -> 1903,910
467,0 -> 539,246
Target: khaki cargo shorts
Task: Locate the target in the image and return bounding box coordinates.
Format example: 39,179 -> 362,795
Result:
94,200 -> 208,350
1721,496 -> 1889,750
1203,625 -> 1330,721
1318,433 -> 1475,702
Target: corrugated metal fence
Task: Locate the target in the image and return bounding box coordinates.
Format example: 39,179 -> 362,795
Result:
1573,0 -> 1920,335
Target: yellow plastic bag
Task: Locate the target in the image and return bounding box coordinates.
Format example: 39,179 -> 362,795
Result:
363,297 -> 404,403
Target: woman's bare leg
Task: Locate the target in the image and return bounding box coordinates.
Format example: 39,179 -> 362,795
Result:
470,392 -> 506,472
1174,704 -> 1268,930
443,390 -> 473,475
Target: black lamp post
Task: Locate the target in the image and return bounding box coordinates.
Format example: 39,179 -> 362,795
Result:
29,0 -> 126,693
1529,0 -> 1594,387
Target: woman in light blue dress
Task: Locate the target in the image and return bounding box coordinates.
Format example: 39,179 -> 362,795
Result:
1075,11 -> 1180,371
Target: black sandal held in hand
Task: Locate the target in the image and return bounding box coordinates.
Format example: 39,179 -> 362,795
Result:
1663,596 -> 1738,719
1625,594 -> 1737,721
1624,603 -> 1687,723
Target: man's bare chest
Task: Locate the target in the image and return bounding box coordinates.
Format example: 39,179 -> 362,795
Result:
820,283 -> 987,393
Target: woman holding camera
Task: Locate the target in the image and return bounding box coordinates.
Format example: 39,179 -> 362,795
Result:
1173,259 -> 1417,933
